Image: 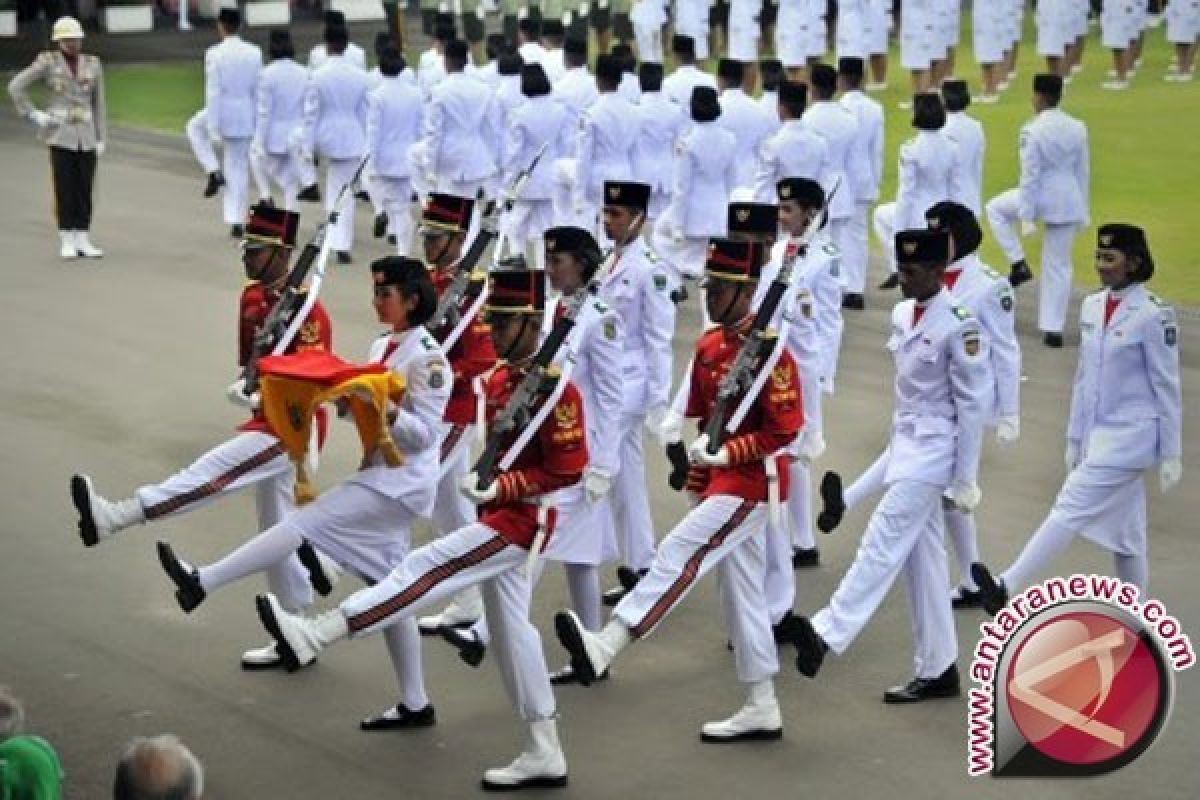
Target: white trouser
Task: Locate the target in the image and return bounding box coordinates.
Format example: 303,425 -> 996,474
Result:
762,457 -> 815,625
342,522 -> 558,721
323,156 -> 361,253
844,449 -> 888,512
185,110 -> 219,175
376,175 -> 417,256
552,159 -> 601,238
842,200 -> 872,294
136,430 -> 312,611
611,412 -> 658,572
812,479 -> 957,680
253,151 -> 302,211
500,198 -> 555,265
1003,462 -> 1149,592
986,188 -> 1077,333
219,137 -> 252,226
612,495 -> 778,684
872,201 -> 898,275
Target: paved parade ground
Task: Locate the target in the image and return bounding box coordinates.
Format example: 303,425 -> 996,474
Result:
0,109 -> 1198,798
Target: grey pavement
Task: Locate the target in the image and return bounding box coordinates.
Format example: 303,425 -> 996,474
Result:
0,116 -> 1198,799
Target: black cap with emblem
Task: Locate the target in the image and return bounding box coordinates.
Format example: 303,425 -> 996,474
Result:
924,201 -> 982,260
727,202 -> 778,239
895,229 -> 950,267
372,256 -> 437,326
1097,223 -> 1154,281
776,177 -> 824,208
603,181 -> 650,212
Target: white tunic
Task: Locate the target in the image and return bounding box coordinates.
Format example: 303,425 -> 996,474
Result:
254,57 -> 306,155
943,110 -> 985,216
664,119 -> 737,238
205,36 -> 263,139
661,64 -> 717,107
717,88 -> 778,190
1017,107 -> 1090,226
366,76 -> 423,179
752,119 -> 829,203
304,56 -> 370,160
839,89 -> 885,204
802,99 -> 859,221
420,72 -> 499,184
945,257 -> 1021,422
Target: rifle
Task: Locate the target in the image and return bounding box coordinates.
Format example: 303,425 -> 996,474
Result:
428,143 -> 549,340
472,209 -> 645,490
702,182 -> 837,455
238,157 -> 368,397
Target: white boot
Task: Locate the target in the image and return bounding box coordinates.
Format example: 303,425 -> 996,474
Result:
255,592 -> 348,672
700,679 -> 783,742
74,230 -> 103,258
417,585 -> 484,633
59,230 -> 78,260
481,719 -> 568,790
70,474 -> 145,547
552,611 -> 630,685
241,641 -> 284,670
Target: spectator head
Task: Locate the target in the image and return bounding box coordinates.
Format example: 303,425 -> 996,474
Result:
941,78 -> 971,112
837,57 -> 865,90
810,63 -> 837,99
267,29 -> 294,62
0,687 -> 24,741
379,44 -> 406,77
324,23 -> 349,54
716,58 -> 744,91
112,735 -> 204,800
216,7 -> 240,34
638,62 -> 664,92
444,39 -> 469,71
911,92 -> 946,131
778,80 -> 807,119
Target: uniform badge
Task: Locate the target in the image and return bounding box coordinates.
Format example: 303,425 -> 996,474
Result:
1100,233 -> 1113,247
428,359 -> 445,389
554,401 -> 579,428
1000,294 -> 1013,313
736,209 -> 750,223
603,319 -> 618,340
299,319 -> 321,345
1165,326 -> 1178,347
653,273 -> 668,291
927,216 -> 940,230
771,362 -> 792,389
902,241 -> 918,256
963,332 -> 981,357
608,186 -> 621,201
780,185 -> 792,199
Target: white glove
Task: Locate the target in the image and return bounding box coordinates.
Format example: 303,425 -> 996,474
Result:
948,481 -> 982,513
1064,439 -> 1081,472
652,407 -> 682,445
1160,458 -> 1182,493
583,466 -> 612,504
995,415 -> 1020,445
1020,220 -> 1037,237
95,141 -> 106,157
796,430 -> 826,465
29,109 -> 51,128
688,434 -> 730,467
226,378 -> 260,410
459,471 -> 499,505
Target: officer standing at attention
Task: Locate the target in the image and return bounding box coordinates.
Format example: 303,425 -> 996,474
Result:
8,15 -> 107,260
973,225 -> 1182,610
985,74 -> 1090,348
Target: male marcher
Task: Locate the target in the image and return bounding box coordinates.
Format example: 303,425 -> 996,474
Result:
366,45 -> 423,255
716,59 -> 777,193
631,63 -> 687,223
837,57 -> 884,309
753,81 -> 828,206
985,73 -> 1089,348
662,35 -> 717,106
940,79 -> 985,216
307,11 -> 368,71
252,29 -> 307,212
802,63 -> 858,275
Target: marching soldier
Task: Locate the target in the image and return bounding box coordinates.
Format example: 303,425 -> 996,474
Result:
307,11 -> 368,71
251,29 -> 307,212
973,225 -> 1182,610
8,15 -> 107,260
985,73 -> 1090,348
865,0 -> 891,89
973,0 -> 1009,101
753,81 -> 828,206
418,15 -> 457,99
803,64 -> 858,276
631,0 -> 668,63
553,37 -> 598,127
366,45 -> 424,256
790,229 -> 989,703
631,63 -> 687,224
1166,0 -> 1199,81
256,267 -> 585,791
716,59 -> 777,193
899,0 -> 938,97
837,57 -> 884,310
157,256 -> 449,732
661,35 -> 717,106
940,79 -> 985,217
69,206 -> 335,669
554,238 -> 805,742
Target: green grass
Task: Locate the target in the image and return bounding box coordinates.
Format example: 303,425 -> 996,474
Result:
99,20 -> 1200,303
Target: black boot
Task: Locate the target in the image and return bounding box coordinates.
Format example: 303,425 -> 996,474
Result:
297,184 -> 321,203
842,293 -> 865,310
971,563 -> 1009,616
877,273 -> 900,290
156,541 -> 206,613
203,171 -> 225,198
1009,259 -> 1033,288
373,212 -> 388,239
815,471 -> 845,533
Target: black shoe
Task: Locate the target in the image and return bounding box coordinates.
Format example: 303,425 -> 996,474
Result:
156,541 -> 206,613
373,212 -> 388,238
842,293 -> 865,311
617,565 -> 644,591
387,234 -> 397,246
259,196 -> 276,208
336,251 -> 352,265
440,625 -> 486,668
815,471 -> 845,533
360,702 -> 437,731
1043,332 -> 1064,348
669,285 -> 689,305
791,547 -> 819,569
772,611 -> 798,645
790,615 -> 827,678
877,273 -> 900,290
601,586 -> 626,607
355,190 -> 371,203
883,665 -> 961,703
951,586 -> 984,610
1009,259 -> 1033,288
230,224 -> 244,239
70,474 -> 98,548
549,664 -> 610,686
203,171 -> 225,198
296,542 -> 334,596
971,563 -> 1008,616
297,184 -> 321,203
553,611 -> 599,686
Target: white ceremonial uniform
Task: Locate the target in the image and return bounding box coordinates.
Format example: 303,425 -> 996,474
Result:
367,75 -> 423,255
757,89 -> 781,129
900,0 -> 938,70
413,71 -> 498,202
675,0 -> 712,59
542,49 -> 567,84
752,118 -> 829,203
874,130 -> 961,274
417,47 -> 446,99
662,64 -> 717,107
597,241 -> 676,574
1036,0 -> 1070,58
998,285 -> 1181,593
937,0 -> 962,58
556,92 -> 640,233
618,72 -> 642,104
729,0 -> 763,61
552,65 -> 599,127
200,36 -> 262,227
1102,0 -> 1140,50
985,106 -> 1089,334
251,56 -> 306,211
501,94 -> 572,261
839,87 -> 884,294
811,289 -> 989,679
632,90 -> 688,219
973,0 -> 1009,65
718,88 -> 778,191
654,119 -> 737,282
632,0 -> 668,62
776,0 -> 821,67
308,42 -> 368,72
837,0 -> 871,59
867,0 -> 891,56
488,73 -> 526,196
943,109 -> 985,216
1167,0 -> 1200,44
802,97 -> 859,265
304,55 -> 370,254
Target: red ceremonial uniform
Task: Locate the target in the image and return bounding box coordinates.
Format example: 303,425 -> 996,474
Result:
684,319 -> 804,501
430,267 -> 498,425
236,281 -> 334,437
479,365 -> 589,549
